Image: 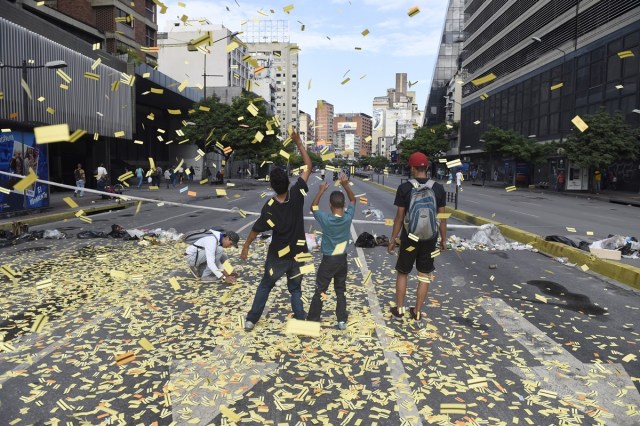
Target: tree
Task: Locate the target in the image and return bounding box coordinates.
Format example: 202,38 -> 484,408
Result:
369,155 -> 389,171
181,93 -> 283,163
482,126 -> 550,164
398,124 -> 450,165
565,108 -> 639,171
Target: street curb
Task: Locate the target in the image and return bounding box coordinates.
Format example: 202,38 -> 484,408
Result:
447,208 -> 640,291
0,202 -> 133,232
356,177 -> 640,290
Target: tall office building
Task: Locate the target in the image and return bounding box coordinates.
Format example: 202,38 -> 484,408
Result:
315,100 -> 335,146
334,113 -> 373,157
157,20 -> 250,97
460,0 -> 640,191
244,21 -> 300,136
372,73 -> 423,160
423,0 -> 466,127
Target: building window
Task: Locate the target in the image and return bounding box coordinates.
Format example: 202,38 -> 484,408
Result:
116,9 -> 134,28
145,0 -> 156,22
145,26 -> 156,47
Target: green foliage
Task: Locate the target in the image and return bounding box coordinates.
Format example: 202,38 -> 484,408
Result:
564,108 -> 639,169
398,124 -> 449,165
481,126 -> 548,163
181,94 -> 282,161
369,155 -> 389,170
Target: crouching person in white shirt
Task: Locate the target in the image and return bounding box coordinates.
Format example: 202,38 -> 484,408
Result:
185,230 -> 240,283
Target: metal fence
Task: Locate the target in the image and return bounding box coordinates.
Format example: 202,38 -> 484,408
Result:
0,17 -> 133,137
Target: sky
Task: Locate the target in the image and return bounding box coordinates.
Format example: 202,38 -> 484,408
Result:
157,0 -> 450,117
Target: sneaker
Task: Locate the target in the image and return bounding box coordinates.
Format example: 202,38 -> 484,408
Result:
188,265 -> 200,279
390,306 -> 404,321
337,321 -> 346,330
244,320 -> 255,332
409,307 -> 421,320
73,192 -> 77,198
200,275 -> 216,283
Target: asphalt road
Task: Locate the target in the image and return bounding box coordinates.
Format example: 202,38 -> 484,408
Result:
1,174 -> 639,425
375,173 -> 640,240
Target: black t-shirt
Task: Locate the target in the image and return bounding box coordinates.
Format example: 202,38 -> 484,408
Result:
252,177 -> 309,258
393,178 -> 446,241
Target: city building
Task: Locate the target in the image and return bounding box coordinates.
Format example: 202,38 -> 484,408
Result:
372,73 -> 423,161
459,0 -> 640,191
298,111 -> 314,148
157,19 -> 250,96
0,2 -> 199,213
333,127 -> 360,161
334,113 -> 372,157
243,20 -> 300,136
423,0 -> 466,127
29,0 -> 160,65
315,100 -> 334,147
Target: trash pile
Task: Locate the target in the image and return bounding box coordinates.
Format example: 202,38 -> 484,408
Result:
362,208 -> 385,220
449,224 -> 533,251
0,224 -> 184,248
546,234 -> 640,259
590,235 -> 640,259
0,228 -> 69,248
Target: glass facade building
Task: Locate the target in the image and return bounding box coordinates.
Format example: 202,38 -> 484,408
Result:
460,0 -> 640,191
423,0 -> 466,127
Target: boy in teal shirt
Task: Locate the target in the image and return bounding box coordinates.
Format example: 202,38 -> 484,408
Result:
307,173 -> 357,330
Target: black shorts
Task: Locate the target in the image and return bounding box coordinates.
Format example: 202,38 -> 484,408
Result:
395,237 -> 437,274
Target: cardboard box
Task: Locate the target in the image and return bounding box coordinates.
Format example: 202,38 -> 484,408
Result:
589,247 -> 621,261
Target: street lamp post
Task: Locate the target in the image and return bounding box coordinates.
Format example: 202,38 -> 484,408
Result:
198,31 -> 240,99
0,60 -> 68,124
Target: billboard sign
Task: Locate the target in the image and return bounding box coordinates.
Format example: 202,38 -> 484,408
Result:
0,130 -> 49,213
337,122 -> 358,131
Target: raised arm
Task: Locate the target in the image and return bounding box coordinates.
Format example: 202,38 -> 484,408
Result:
311,182 -> 329,209
339,173 -> 356,205
292,131 -> 312,182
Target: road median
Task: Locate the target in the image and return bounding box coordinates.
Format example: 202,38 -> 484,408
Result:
447,207 -> 640,290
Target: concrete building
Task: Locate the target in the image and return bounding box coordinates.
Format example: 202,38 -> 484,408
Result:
157,19 -> 250,96
25,0 -> 160,65
298,111 -> 314,148
372,73 -> 423,161
333,131 -> 360,162
0,3 -> 199,213
333,113 -> 372,157
243,21 -> 300,136
423,0 -> 466,127
314,100 -> 334,146
460,0 -> 640,191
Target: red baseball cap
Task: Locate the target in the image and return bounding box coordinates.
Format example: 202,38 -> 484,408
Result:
408,152 -> 429,167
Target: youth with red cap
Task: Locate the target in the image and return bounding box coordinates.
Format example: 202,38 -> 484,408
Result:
387,151 -> 447,324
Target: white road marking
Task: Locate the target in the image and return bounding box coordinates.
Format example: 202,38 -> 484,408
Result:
463,199 -> 481,204
140,209 -> 204,228
350,224 -> 423,425
480,297 -> 640,425
509,210 -> 539,218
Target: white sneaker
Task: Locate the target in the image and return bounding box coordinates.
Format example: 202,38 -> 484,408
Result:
337,321 -> 346,330
244,320 -> 255,332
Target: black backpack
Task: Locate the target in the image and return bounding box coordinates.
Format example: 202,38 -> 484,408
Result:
355,232 -> 377,248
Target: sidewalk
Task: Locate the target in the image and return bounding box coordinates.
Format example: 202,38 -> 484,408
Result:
470,180 -> 640,207
0,178 -> 268,231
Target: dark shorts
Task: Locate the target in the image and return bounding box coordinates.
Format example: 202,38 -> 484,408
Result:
395,237 -> 437,274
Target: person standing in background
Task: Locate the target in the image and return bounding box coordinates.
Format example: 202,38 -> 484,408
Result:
74,163 -> 85,197
594,169 -> 602,194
